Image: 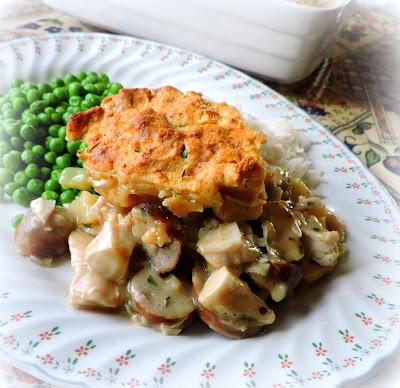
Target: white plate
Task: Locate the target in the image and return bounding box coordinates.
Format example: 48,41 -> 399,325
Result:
0,33 -> 399,388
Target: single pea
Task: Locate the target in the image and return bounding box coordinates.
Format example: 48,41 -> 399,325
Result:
13,170 -> 29,185
98,73 -> 109,84
55,154 -> 71,169
66,140 -> 81,155
11,213 -> 24,229
12,187 -> 32,206
53,86 -> 68,101
20,124 -> 38,141
83,83 -> 97,94
4,120 -> 19,137
62,112 -> 71,124
25,163 -> 40,178
21,149 -> 38,164
44,151 -> 57,164
55,105 -> 66,115
0,141 -> 11,155
85,93 -> 100,106
44,136 -> 52,150
4,181 -> 22,196
44,178 -> 61,192
10,136 -> 23,150
3,150 -> 22,171
85,74 -> 98,84
94,82 -> 106,94
40,166 -> 51,180
48,124 -> 61,137
37,83 -> 52,95
9,88 -> 25,99
50,77 -> 65,89
68,82 -> 84,97
70,106 -> 81,114
38,112 -> 52,126
26,88 -> 41,104
64,74 -> 78,84
29,100 -> 46,114
42,190 -> 58,201
44,106 -> 55,115
1,102 -> 12,113
69,95 -> 82,107
59,189 -> 76,204
20,81 -> 35,91
108,82 -> 123,94
58,126 -> 66,139
26,178 -> 44,195
23,141 -> 34,150
21,112 -> 39,127
0,167 -> 13,185
43,92 -> 59,107
80,100 -> 93,111
51,169 -> 62,181
12,97 -> 28,112
32,144 -> 46,156
49,138 -> 66,154
11,79 -> 24,88
76,71 -> 87,81
76,158 -> 83,167
79,141 -> 88,152
3,109 -> 18,120
51,112 -> 62,124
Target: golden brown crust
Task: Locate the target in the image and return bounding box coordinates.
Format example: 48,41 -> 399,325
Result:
67,86 -> 267,219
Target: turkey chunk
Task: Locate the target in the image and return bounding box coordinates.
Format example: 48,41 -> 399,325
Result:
302,216 -> 340,267
197,222 -> 260,268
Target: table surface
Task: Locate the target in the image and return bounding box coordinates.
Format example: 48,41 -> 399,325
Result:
0,0 -> 399,387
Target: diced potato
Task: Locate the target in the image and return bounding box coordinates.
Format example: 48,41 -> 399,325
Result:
59,167 -> 92,191
65,191 -> 99,225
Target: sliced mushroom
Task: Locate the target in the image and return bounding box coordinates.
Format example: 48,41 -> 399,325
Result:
197,222 -> 260,268
68,230 -> 126,309
15,198 -> 76,263
127,266 -> 195,335
195,266 -> 275,339
326,211 -> 345,242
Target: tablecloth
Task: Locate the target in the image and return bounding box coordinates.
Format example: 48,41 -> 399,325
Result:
0,0 -> 399,387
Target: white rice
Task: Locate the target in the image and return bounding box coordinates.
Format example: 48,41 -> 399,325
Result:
242,113 -> 323,190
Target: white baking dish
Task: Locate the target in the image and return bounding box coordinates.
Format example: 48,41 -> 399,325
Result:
45,0 -> 352,83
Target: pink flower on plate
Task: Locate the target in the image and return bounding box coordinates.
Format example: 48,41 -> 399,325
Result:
315,346 -> 327,357
339,167 -> 348,173
344,358 -> 356,367
83,368 -> 97,378
75,346 -> 89,357
382,277 -> 392,285
10,313 -> 23,322
352,182 -> 361,189
157,363 -> 171,374
201,368 -> 214,379
116,355 -> 130,366
41,354 -> 54,365
384,208 -> 392,215
372,189 -> 380,196
312,371 -> 324,380
273,384 -> 285,388
2,334 -> 16,345
342,333 -> 354,343
362,316 -> 373,325
127,378 -> 141,387
371,338 -> 383,347
280,359 -> 293,369
389,315 -> 400,325
39,331 -> 53,341
243,368 -> 256,378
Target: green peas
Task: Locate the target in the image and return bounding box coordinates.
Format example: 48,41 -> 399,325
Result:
108,82 -> 123,94
85,93 -> 100,106
44,179 -> 61,192
1,102 -> 12,113
76,158 -> 83,167
38,112 -> 52,126
32,144 -> 46,156
3,150 -> 22,171
0,187 -> 4,201
94,82 -> 106,94
51,169 -> 62,181
42,190 -> 58,201
29,100 -> 46,114
80,100 -> 93,111
55,106 -> 66,115
0,141 -> 11,155
22,113 -> 39,127
26,88 -> 41,104
11,214 -> 24,229
20,82 -> 35,93
4,120 -> 19,137
49,138 -> 66,154
37,83 -> 52,95
53,86 -> 68,101
14,171 -> 29,185
43,92 -> 59,107
55,153 -> 71,169
68,82 -> 84,97
50,77 -> 65,89
11,79 -> 24,88
24,141 -> 34,150
5,181 -> 22,196
67,140 -> 81,155
44,151 -> 57,164
58,126 -> 66,139
98,73 -> 109,84
59,189 -> 76,204
62,112 -> 71,124
9,137 -> 22,150
79,141 -> 88,152
25,163 -> 40,178
48,124 -> 61,137
3,109 -> 18,120
51,112 -> 62,124
20,124 -> 38,141
26,178 -> 44,196
21,149 -> 38,164
0,167 -> 13,185
76,71 -> 87,81
69,95 -> 83,107
64,74 -> 78,84
41,166 -> 51,180
12,187 -> 31,206
85,74 -> 98,84
83,83 -> 97,94
12,97 -> 28,112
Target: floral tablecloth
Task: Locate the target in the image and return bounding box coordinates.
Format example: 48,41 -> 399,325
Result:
0,0 -> 399,387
